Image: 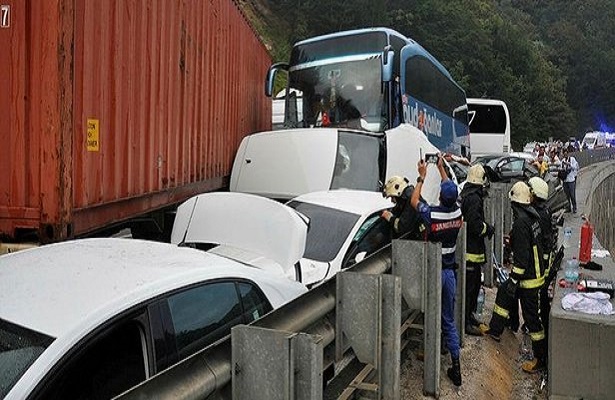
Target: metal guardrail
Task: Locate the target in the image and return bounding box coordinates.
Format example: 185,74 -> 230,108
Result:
114,178 -> 523,400
571,147 -> 615,168
116,247 -> 392,400
117,226 -> 485,399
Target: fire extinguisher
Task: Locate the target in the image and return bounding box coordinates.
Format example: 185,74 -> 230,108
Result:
579,217 -> 593,265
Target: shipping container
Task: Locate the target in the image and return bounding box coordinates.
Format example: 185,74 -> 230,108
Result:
0,0 -> 272,242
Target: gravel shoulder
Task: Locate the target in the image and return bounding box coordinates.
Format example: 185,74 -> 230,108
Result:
400,286 -> 548,400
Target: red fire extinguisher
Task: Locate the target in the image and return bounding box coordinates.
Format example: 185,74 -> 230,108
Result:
579,217 -> 593,265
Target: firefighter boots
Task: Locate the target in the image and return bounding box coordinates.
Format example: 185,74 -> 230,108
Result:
447,357 -> 462,386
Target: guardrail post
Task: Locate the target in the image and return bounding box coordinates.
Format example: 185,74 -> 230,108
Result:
391,240 -> 441,398
502,182 -> 513,235
455,224 -> 466,347
232,326 -> 323,400
336,272 -> 401,400
488,185 -> 512,282
484,187 -> 495,287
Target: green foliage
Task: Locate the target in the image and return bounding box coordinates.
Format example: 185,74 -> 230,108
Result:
240,0 -> 615,148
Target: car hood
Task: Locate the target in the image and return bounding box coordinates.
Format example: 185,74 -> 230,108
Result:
171,193 -> 308,275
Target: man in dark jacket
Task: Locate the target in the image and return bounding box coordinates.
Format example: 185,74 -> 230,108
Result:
380,176 -> 424,240
459,164 -> 494,336
485,181 -> 547,373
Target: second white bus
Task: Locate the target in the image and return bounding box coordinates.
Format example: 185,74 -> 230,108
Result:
467,98 -> 511,159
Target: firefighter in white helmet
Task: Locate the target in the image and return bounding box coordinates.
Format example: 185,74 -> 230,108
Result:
484,181 -> 547,374
528,176 -> 556,363
459,164 -> 494,336
381,176 -> 424,240
508,177 -> 554,334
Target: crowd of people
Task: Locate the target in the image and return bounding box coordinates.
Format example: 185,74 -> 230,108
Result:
380,153 -> 563,387
527,142 -> 580,213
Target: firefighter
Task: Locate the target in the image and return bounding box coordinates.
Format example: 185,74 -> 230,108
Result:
381,176 -> 424,240
459,164 -> 494,336
410,155 -> 464,387
527,176 -> 556,335
508,177 -> 555,334
484,181 -> 547,374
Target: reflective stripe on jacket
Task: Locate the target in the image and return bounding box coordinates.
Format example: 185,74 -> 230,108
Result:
460,184 -> 488,264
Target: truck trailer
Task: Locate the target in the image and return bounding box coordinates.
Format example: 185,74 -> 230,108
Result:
0,0 -> 271,242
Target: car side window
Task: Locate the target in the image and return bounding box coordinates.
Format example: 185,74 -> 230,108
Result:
34,321 -> 147,400
509,159 -> 525,172
167,282 -> 243,360
238,282 -> 273,322
343,214 -> 392,268
498,159 -> 512,171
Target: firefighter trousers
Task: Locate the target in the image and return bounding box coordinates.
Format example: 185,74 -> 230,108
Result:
442,269 -> 460,359
489,286 -> 546,363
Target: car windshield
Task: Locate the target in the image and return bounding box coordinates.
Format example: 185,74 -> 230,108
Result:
0,319 -> 54,397
286,201 -> 360,262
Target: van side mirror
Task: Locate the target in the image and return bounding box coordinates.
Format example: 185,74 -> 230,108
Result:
265,62 -> 289,97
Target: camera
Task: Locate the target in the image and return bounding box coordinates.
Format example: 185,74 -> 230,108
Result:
425,153 -> 439,164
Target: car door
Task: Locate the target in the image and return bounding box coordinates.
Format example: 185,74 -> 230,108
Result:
497,157 -> 525,180
30,312 -> 152,400
341,213 -> 392,269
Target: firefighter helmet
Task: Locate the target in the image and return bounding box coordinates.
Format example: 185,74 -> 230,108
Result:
466,164 -> 486,185
528,176 -> 549,201
383,176 -> 409,198
509,181 -> 532,204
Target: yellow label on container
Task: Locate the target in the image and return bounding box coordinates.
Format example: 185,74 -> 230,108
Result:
87,119 -> 100,151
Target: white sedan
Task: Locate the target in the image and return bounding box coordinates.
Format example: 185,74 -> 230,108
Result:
170,191 -> 394,288
287,190 -> 394,287
0,238 -> 306,400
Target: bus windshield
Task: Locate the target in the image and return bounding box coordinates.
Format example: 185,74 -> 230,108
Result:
286,31 -> 389,133
287,56 -> 386,132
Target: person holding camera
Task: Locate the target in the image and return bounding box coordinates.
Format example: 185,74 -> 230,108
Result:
459,164 -> 494,336
411,154 -> 464,387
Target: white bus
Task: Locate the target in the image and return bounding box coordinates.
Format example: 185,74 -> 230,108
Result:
467,98 -> 511,159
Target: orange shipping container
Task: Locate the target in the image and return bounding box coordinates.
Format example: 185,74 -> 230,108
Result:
0,0 -> 272,241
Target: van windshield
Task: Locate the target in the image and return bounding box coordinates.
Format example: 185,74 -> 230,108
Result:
331,131 -> 382,192
0,319 -> 54,397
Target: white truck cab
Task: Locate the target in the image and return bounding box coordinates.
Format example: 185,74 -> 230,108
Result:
581,131 -> 607,150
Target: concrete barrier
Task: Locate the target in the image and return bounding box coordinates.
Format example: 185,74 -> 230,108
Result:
549,160 -> 615,400
589,168 -> 615,256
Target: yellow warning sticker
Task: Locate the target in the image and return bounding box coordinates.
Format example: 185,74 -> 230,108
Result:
87,119 -> 100,151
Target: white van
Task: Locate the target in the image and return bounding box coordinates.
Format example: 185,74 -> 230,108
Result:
230,123 -> 456,205
581,131 -> 607,150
